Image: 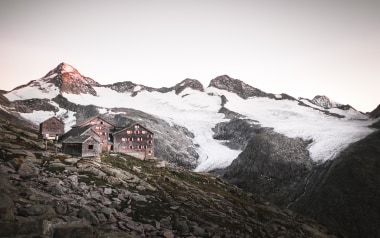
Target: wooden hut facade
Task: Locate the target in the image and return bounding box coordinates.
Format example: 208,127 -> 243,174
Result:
72,115 -> 115,152
113,123 -> 154,160
62,136 -> 101,157
39,116 -> 64,140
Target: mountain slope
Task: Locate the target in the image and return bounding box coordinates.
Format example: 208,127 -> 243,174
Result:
370,104 -> 380,118
289,130 -> 380,238
222,130 -> 313,206
0,117 -> 337,238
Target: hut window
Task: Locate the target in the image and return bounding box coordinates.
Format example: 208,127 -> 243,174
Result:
148,140 -> 152,144
147,134 -> 152,139
142,130 -> 147,134
128,145 -> 133,150
135,130 -> 140,134
122,138 -> 126,142
126,130 -> 132,134
88,145 -> 94,150
148,150 -> 152,155
128,138 -> 133,142
138,145 -> 142,150
122,146 -> 126,150
134,125 -> 140,129
100,121 -> 104,125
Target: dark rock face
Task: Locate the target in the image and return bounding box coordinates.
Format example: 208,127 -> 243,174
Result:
289,130 -> 380,238
212,118 -> 270,150
209,75 -> 268,99
311,95 -> 354,111
105,78 -> 204,96
311,95 -> 337,109
52,95 -> 99,122
45,62 -> 100,96
208,75 -> 297,102
173,78 -> 204,95
104,81 -> 157,96
0,93 -> 11,107
369,104 -> 380,118
222,131 -> 314,206
13,98 -> 59,113
105,81 -> 140,93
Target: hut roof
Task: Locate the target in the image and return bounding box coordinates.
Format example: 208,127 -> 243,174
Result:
72,115 -> 115,128
40,116 -> 64,125
113,123 -> 153,135
59,125 -> 94,142
62,135 -> 100,144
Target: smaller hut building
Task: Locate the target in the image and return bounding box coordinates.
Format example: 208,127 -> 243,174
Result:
39,116 -> 64,140
61,125 -> 102,157
61,136 -> 101,157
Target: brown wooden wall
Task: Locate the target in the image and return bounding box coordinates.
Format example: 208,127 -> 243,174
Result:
40,117 -> 64,139
80,118 -> 114,152
62,138 -> 100,157
113,124 -> 154,159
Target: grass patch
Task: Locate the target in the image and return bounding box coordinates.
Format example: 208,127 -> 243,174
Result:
78,171 -> 108,186
44,166 -> 65,173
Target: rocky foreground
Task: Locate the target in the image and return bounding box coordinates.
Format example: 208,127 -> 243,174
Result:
0,117 -> 337,238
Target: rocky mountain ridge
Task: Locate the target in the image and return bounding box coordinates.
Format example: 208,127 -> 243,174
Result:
5,62 -> 366,112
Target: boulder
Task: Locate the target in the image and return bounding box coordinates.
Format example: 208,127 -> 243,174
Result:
0,193 -> 14,221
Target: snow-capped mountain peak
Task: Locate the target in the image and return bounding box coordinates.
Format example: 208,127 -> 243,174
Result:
51,62 -> 100,95
173,78 -> 204,95
5,62 -> 100,101
311,95 -> 342,109
208,75 -> 268,99
43,62 -> 83,81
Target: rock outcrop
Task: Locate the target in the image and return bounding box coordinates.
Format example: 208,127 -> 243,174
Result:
209,75 -> 269,99
44,62 -> 100,96
369,104 -> 380,118
221,131 -> 314,206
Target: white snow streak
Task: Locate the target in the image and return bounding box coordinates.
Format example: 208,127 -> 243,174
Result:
5,81 -> 59,101
64,87 -> 241,171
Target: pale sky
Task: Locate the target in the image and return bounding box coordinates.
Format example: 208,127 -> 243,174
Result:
1,0 -> 379,112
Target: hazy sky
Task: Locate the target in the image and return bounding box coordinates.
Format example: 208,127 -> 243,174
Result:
1,0 -> 379,112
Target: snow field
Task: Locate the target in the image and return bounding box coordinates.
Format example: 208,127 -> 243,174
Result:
210,88 -> 375,162
6,80 -> 376,170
